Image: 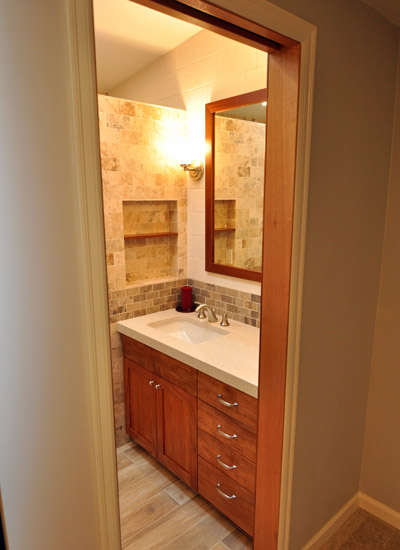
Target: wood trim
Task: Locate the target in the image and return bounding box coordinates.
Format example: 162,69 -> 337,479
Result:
205,100 -> 215,276
129,0 -> 294,52
124,232 -> 178,239
254,44 -> 301,548
206,88 -> 267,113
205,89 -> 267,284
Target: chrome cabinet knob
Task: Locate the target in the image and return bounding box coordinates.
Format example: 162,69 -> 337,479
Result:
149,380 -> 155,386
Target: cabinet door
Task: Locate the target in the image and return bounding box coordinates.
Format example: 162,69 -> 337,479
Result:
155,376 -> 198,490
124,358 -> 157,457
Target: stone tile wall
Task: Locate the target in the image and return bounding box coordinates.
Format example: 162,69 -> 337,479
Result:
110,29 -> 267,292
98,94 -> 187,292
214,116 -> 265,271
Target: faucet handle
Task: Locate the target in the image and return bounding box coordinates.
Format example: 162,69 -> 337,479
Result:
220,312 -> 230,327
197,309 -> 207,319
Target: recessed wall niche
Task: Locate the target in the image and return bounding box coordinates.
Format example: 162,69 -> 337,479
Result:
123,200 -> 178,283
214,199 -> 236,265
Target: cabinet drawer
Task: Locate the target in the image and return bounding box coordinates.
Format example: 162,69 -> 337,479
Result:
198,372 -> 257,430
154,352 -> 197,397
198,429 -> 256,493
121,335 -> 197,396
198,457 -> 255,536
121,335 -> 155,374
198,401 -> 256,463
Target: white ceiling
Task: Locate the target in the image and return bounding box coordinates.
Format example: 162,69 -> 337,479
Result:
93,0 -> 201,92
93,0 -> 400,92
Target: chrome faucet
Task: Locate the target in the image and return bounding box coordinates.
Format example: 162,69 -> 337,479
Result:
195,304 -> 218,323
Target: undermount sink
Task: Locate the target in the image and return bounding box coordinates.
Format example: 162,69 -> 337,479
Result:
148,316 -> 228,344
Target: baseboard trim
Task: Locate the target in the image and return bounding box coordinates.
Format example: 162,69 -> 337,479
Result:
302,493 -> 359,550
359,492 -> 400,530
302,492 -> 400,549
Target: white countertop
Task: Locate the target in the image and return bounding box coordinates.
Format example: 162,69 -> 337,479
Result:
117,309 -> 260,397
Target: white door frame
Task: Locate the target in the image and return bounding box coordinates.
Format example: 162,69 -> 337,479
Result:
65,1 -> 316,548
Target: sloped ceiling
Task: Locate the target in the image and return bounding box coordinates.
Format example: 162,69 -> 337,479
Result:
93,0 -> 201,91
361,0 -> 400,28
93,0 -> 400,92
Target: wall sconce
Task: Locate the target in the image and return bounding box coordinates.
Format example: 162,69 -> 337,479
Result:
180,160 -> 204,180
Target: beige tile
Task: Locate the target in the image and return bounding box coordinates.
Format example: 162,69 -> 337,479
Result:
124,497 -> 215,550
162,508 -> 234,550
210,543 -> 230,550
117,441 -> 136,455
118,449 -> 164,493
119,467 -> 177,516
164,480 -> 196,505
222,529 -> 253,550
117,452 -> 133,472
121,491 -> 179,547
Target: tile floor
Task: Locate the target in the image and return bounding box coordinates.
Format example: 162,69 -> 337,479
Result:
321,508 -> 400,550
117,441 -> 253,549
117,441 -> 400,550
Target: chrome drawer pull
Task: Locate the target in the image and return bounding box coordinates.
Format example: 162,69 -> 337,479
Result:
217,394 -> 238,408
217,425 -> 238,439
216,483 -> 237,500
217,455 -> 237,470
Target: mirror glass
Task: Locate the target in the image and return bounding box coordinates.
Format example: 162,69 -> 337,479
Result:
205,90 -> 267,282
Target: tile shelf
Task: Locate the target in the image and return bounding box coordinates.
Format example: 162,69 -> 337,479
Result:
124,232 -> 178,240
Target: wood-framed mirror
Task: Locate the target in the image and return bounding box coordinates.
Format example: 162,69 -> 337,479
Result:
205,89 -> 267,282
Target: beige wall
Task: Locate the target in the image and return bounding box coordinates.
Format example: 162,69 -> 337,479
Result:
0,2 -> 101,549
360,43 -> 400,512
261,1 -> 399,547
111,29 -> 267,295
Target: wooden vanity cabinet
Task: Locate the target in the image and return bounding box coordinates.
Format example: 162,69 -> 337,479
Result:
122,335 -> 198,490
121,333 -> 259,536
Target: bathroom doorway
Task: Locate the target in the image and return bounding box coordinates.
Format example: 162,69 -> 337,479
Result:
79,0 -> 312,548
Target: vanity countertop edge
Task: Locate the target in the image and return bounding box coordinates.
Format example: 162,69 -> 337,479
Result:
116,309 -> 259,398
